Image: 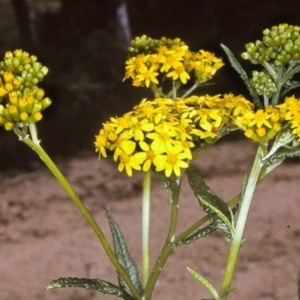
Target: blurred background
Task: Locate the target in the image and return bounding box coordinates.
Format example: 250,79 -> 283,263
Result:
0,0 -> 300,170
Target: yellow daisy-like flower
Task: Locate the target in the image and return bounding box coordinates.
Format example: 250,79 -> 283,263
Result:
166,64 -> 190,84
136,64 -> 159,87
139,140 -> 165,172
154,144 -> 189,177
235,106 -> 283,143
94,129 -> 108,158
113,140 -> 145,177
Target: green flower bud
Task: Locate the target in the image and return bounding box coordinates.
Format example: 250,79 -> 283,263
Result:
29,111 -> 42,123
13,57 -> 20,68
3,108 -> 12,121
25,96 -> 34,113
41,97 -> 51,110
0,115 -> 7,125
31,102 -> 42,115
35,89 -> 45,101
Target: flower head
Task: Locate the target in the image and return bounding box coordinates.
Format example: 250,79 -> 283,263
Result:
0,50 -> 51,130
95,94 -> 250,177
123,36 -> 223,90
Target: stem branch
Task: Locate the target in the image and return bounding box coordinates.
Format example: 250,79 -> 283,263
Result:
219,144 -> 266,299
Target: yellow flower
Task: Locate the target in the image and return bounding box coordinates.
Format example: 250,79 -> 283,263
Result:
126,117 -> 154,141
95,129 -> 108,158
139,140 -> 165,172
235,106 -> 283,143
159,50 -> 183,72
154,144 -> 189,177
166,64 -> 190,84
147,123 -> 177,150
114,140 -> 145,177
248,109 -> 272,128
136,64 -> 159,87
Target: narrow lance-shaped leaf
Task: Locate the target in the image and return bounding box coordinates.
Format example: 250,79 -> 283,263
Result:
47,277 -> 129,298
187,168 -> 234,239
221,44 -> 262,109
187,267 -> 221,300
105,210 -> 143,296
174,223 -> 217,246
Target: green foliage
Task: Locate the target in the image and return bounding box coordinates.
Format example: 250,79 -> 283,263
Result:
47,277 -> 126,298
187,267 -> 221,300
105,210 -> 143,297
187,168 -> 234,239
221,44 -> 262,109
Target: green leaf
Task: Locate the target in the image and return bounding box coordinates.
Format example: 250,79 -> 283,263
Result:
176,223 -> 217,246
47,277 -> 129,298
282,80 -> 300,98
221,44 -> 262,109
105,210 -> 143,296
187,168 -> 234,239
262,145 -> 300,169
187,267 -> 221,300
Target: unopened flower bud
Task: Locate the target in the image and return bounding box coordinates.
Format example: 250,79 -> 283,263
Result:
31,101 -> 42,114
41,97 -> 51,109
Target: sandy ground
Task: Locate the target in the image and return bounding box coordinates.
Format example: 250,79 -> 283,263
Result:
0,139 -> 300,300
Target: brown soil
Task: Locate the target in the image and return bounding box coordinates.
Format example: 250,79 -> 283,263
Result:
0,139 -> 299,300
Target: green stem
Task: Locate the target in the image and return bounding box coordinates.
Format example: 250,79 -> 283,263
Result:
182,82 -> 199,98
21,136 -> 141,300
143,178 -> 181,299
219,144 -> 266,299
142,170 -> 151,287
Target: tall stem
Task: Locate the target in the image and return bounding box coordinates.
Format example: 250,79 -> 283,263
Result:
219,144 -> 266,299
142,170 -> 151,287
22,136 -> 141,300
143,178 -> 181,299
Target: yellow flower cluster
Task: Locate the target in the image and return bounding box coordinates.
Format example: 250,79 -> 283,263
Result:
124,36 -> 224,88
277,96 -> 300,140
235,106 -> 282,143
0,50 -> 51,130
234,96 -> 300,143
95,94 -> 251,177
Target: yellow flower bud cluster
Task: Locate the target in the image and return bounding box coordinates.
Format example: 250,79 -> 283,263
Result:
250,71 -> 277,98
0,50 -> 49,91
95,94 -> 251,177
0,49 -> 51,130
242,24 -> 300,66
124,36 -> 224,87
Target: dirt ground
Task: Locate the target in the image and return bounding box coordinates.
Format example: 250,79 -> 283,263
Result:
0,139 -> 300,300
